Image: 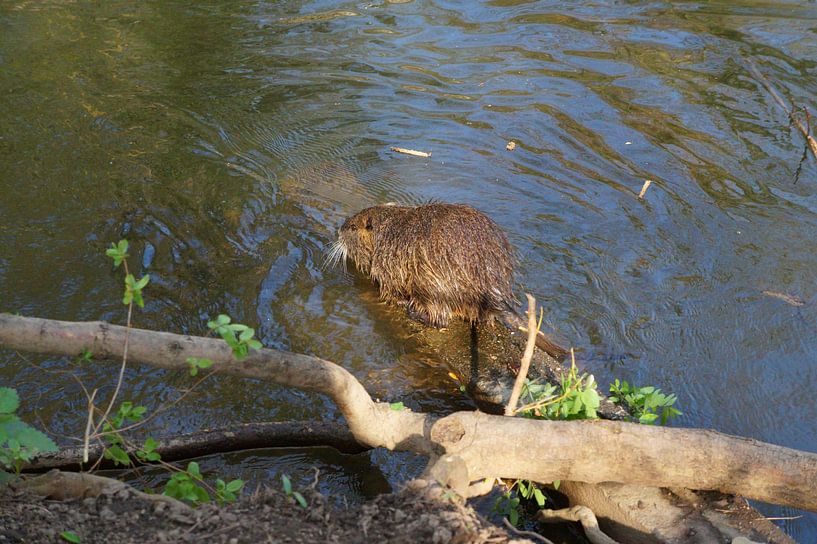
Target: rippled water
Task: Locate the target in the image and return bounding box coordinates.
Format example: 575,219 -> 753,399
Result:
2,0 -> 816,539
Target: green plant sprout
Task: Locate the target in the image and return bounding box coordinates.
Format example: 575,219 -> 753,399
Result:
186,357 -> 214,377
609,379 -> 682,425
207,314 -> 262,359
281,474 -> 307,508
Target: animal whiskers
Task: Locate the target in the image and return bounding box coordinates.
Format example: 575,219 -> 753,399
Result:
323,239 -> 348,271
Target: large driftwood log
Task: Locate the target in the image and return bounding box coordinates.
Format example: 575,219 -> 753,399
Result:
2,313 -> 817,515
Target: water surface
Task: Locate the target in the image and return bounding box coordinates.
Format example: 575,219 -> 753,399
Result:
1,1 -> 816,539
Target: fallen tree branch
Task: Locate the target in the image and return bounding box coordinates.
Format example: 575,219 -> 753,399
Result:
539,505 -> 619,544
13,469 -> 192,512
3,313 -> 817,513
22,421 -> 368,472
0,313 -> 430,455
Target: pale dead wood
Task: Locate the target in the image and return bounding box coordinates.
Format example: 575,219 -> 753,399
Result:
505,294 -> 538,416
538,506 -> 619,544
0,313 -> 430,454
390,146 -> 431,157
82,388 -> 97,464
638,179 -> 652,199
762,290 -> 805,307
3,313 -> 817,513
14,469 -> 191,511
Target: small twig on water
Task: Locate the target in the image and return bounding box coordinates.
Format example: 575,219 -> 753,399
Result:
390,146 -> 432,158
505,294 -> 538,416
638,179 -> 652,199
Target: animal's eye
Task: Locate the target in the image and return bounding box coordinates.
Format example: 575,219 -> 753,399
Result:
365,218 -> 373,230
350,224 -> 357,231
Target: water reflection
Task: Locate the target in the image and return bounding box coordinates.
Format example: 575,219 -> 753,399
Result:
1,0 -> 816,539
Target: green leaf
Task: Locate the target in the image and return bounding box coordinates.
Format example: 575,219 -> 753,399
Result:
639,413 -> 658,425
533,487 -> 546,507
552,479 -> 560,490
104,445 -> 131,467
187,461 -> 202,480
293,491 -> 307,508
208,314 -> 231,329
238,327 -> 254,342
389,402 -> 405,411
247,339 -> 263,351
509,509 -> 518,527
0,388 -> 20,414
15,426 -> 58,453
226,479 -> 244,493
136,274 -> 150,289
192,486 -> 210,504
76,349 -> 93,364
60,530 -> 81,543
106,240 -> 129,268
281,474 -> 292,495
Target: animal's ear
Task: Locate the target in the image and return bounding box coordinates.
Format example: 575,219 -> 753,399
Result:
365,217 -> 373,230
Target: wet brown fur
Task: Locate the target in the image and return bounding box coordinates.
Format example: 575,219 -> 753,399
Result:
332,203 -> 516,328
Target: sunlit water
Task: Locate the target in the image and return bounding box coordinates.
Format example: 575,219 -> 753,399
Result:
2,1 -> 816,539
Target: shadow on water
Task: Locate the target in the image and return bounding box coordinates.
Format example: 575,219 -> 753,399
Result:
1,0 -> 817,539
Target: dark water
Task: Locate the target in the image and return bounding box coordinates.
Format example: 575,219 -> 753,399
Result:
2,0 -> 816,539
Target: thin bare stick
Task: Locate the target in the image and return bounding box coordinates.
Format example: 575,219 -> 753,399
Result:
638,179 -> 652,199
390,146 -> 431,158
747,60 -> 817,161
93,258 -> 134,437
505,294 -> 538,416
82,388 -> 97,464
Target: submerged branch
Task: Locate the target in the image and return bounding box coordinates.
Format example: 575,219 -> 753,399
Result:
23,421 -> 368,472
747,59 -> 817,163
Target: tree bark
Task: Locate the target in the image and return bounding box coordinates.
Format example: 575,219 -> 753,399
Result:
23,421 -> 368,472
2,313 -> 817,514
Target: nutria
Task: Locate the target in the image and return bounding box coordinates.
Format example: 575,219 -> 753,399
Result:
328,202 -> 568,359
328,202 -> 515,328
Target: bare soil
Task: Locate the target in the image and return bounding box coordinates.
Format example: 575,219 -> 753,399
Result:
0,479 -> 530,544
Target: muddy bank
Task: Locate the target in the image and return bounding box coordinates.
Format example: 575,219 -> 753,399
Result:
0,479 -> 527,544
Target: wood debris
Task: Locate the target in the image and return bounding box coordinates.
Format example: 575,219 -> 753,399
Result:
638,179 -> 653,199
762,290 -> 805,307
390,146 -> 431,158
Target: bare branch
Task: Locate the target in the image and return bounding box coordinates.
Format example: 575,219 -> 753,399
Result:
505,294 -> 538,416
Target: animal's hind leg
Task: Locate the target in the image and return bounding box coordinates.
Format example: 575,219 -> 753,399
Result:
406,301 -> 450,329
